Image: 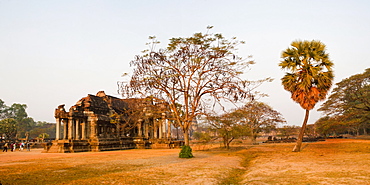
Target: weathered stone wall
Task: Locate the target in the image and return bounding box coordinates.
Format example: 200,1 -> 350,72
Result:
47,91 -> 178,153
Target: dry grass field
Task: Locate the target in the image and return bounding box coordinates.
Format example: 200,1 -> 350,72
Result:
0,139 -> 369,185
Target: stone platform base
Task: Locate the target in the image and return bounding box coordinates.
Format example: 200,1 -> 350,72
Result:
45,138 -> 137,153
45,138 -> 184,153
150,139 -> 184,149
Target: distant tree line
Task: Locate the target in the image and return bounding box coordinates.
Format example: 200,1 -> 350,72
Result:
316,68 -> 370,136
190,101 -> 286,149
205,101 -> 285,148
0,99 -> 55,141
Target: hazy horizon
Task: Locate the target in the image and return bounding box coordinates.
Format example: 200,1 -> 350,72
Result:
1,0 -> 369,125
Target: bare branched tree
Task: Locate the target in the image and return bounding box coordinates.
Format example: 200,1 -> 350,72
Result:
119,27 -> 270,146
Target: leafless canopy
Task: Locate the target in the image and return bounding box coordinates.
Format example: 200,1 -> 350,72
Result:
119,27 -> 269,145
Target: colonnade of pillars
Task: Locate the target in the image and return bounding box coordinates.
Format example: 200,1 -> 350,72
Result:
137,113 -> 172,139
55,114 -> 172,141
55,117 -> 97,140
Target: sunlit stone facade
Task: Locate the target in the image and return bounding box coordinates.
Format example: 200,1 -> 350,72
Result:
46,91 -> 182,153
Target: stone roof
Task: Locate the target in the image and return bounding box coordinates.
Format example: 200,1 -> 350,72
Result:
56,91 -> 129,118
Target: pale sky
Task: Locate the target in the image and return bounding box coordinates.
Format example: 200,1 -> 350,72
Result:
1,0 -> 369,126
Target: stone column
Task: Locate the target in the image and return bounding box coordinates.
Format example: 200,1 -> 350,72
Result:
116,124 -> 120,137
72,119 -> 76,139
150,121 -> 154,139
90,118 -> 97,139
63,119 -> 68,140
141,121 -> 145,137
75,119 -> 80,140
137,119 -> 142,137
81,119 -> 86,140
68,119 -> 73,140
145,121 -> 149,138
162,113 -> 166,139
154,120 -> 158,139
167,121 -> 171,139
86,120 -> 90,139
159,121 -> 163,139
55,118 -> 61,140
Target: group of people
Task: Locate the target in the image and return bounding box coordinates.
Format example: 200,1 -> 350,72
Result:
2,142 -> 31,152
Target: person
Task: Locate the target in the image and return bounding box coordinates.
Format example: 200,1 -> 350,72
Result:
2,142 -> 8,152
13,142 -> 16,152
26,142 -> 31,151
19,142 -> 24,151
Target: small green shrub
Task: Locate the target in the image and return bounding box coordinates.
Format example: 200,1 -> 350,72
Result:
179,145 -> 194,158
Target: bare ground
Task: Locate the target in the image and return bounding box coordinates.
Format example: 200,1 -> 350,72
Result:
0,139 -> 369,185
241,139 -> 370,185
0,148 -> 241,185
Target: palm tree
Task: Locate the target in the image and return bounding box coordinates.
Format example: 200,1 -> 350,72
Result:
279,40 -> 334,152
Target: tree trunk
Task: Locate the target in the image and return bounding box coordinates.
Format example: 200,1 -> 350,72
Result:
225,139 -> 229,149
252,133 -> 258,144
183,128 -> 190,146
223,135 -> 228,149
227,137 -> 234,149
293,109 -> 310,152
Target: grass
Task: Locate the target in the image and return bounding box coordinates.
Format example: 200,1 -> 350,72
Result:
238,139 -> 370,185
1,139 -> 369,185
217,151 -> 258,185
1,160 -> 145,184
214,139 -> 370,185
200,146 -> 259,185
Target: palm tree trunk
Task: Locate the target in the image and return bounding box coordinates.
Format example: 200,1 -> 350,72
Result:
293,109 -> 310,152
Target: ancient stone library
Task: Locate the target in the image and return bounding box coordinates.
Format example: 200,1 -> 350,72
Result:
45,91 -> 183,153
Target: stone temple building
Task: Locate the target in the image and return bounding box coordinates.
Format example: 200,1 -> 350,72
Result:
45,91 -> 182,153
